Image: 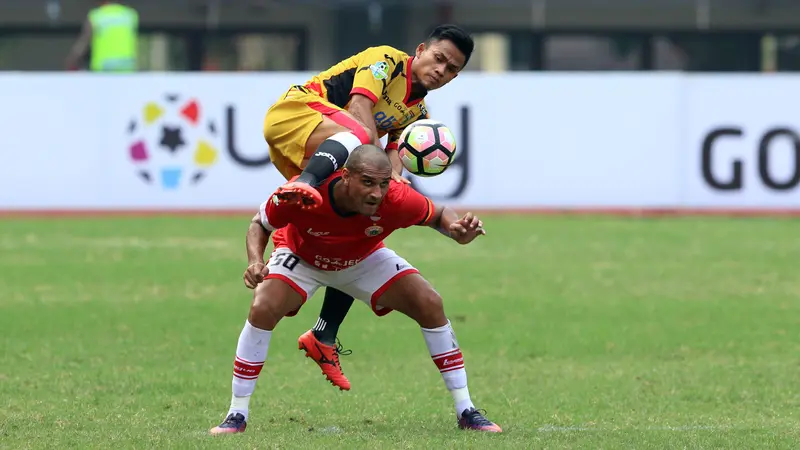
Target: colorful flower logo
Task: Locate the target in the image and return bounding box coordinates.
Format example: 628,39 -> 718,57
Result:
127,94 -> 219,189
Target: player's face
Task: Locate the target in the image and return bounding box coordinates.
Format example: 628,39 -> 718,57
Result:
343,168 -> 392,216
413,39 -> 465,91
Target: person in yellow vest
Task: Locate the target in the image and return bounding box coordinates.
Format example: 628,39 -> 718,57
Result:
66,1 -> 138,72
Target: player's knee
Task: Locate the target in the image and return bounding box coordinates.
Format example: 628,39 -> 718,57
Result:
320,134 -> 352,162
263,112 -> 280,143
264,130 -> 281,152
413,289 -> 446,329
248,288 -> 283,331
315,131 -> 365,170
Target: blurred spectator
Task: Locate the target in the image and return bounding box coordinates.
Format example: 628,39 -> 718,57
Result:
66,1 -> 139,72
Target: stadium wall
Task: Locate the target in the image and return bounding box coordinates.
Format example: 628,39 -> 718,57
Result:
2,72 -> 800,215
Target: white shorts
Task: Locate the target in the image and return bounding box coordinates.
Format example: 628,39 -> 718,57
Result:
264,247 -> 418,317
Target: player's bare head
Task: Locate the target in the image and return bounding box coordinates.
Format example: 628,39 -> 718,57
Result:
414,24 -> 473,91
343,144 -> 392,175
341,145 -> 392,216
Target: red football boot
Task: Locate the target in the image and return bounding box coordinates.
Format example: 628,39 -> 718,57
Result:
297,330 -> 351,391
273,181 -> 323,210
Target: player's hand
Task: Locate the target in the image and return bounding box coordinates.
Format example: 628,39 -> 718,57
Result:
243,262 -> 269,289
386,149 -> 410,184
392,170 -> 411,184
448,212 -> 486,244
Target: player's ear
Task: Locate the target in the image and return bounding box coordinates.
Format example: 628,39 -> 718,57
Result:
415,42 -> 426,57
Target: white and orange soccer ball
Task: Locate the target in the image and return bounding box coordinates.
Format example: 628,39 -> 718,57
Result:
397,119 -> 457,177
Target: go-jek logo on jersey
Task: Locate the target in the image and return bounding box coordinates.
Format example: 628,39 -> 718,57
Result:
126,94 -> 220,190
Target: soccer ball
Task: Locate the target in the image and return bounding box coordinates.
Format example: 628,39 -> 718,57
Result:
398,119 -> 457,177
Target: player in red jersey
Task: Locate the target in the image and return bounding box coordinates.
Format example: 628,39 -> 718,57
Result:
267,24 -> 475,393
209,145 -> 502,434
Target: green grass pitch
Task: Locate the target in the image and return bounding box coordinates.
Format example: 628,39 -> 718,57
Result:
1,214 -> 799,448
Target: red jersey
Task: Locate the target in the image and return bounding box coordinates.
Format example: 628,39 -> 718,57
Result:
260,173 -> 436,271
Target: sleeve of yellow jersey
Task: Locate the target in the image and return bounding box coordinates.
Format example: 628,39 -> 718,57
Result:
350,46 -> 402,105
386,108 -> 430,152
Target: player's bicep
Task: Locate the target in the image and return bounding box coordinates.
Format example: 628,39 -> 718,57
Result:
260,196 -> 290,231
397,186 -> 435,227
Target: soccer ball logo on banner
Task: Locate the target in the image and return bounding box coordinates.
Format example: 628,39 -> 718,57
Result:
398,119 -> 457,177
127,94 -> 220,189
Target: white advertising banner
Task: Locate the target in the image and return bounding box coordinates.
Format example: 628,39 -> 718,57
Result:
683,75 -> 800,208
0,72 -> 797,211
414,73 -> 682,208
0,73 -> 302,210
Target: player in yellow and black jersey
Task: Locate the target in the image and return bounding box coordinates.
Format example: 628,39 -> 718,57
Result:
214,26 -> 474,420
264,43 -> 430,182
263,25 -> 473,195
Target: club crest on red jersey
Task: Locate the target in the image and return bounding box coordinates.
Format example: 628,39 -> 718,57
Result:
364,225 -> 383,237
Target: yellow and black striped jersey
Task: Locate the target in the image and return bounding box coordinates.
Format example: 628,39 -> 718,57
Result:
302,45 -> 430,150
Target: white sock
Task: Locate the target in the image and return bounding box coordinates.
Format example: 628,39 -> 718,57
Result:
421,320 -> 475,417
228,320 -> 272,420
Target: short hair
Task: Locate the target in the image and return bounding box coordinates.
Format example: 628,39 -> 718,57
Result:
427,24 -> 474,68
344,144 -> 392,173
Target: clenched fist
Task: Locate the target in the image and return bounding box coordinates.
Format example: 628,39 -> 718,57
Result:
243,262 -> 270,289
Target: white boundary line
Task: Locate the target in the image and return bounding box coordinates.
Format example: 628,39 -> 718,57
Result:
536,424 -> 728,432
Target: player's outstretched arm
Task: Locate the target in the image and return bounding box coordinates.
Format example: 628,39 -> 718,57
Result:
429,205 -> 486,245
244,213 -> 272,289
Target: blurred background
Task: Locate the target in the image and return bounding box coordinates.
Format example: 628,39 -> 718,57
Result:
4,0 -> 800,73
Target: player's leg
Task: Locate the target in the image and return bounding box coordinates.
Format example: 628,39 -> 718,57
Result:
336,249 -> 502,432
262,92 -> 360,388
270,102 -> 371,208
210,249 -> 317,435
297,106 -> 371,187
375,274 -> 502,432
310,288 -> 355,347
